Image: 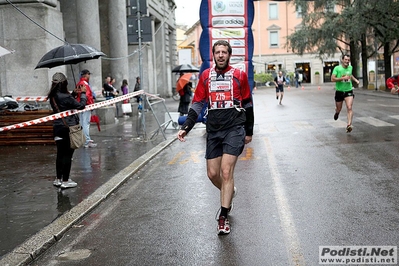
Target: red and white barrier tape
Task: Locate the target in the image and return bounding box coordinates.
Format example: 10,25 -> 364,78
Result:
0,90 -> 150,132
15,96 -> 48,102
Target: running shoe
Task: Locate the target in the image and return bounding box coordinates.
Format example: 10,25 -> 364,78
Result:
217,216 -> 230,235
53,178 -> 62,187
346,125 -> 353,133
84,142 -> 97,148
60,179 -> 78,189
334,112 -> 339,120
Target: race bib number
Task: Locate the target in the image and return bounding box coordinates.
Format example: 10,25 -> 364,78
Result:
209,80 -> 233,109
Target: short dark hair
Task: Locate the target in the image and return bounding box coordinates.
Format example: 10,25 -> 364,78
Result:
81,69 -> 90,75
212,40 -> 232,55
342,54 -> 350,59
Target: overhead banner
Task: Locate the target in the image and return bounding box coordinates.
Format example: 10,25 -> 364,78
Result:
199,0 -> 255,91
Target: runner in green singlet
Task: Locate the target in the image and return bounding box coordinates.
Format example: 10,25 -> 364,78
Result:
331,54 -> 360,133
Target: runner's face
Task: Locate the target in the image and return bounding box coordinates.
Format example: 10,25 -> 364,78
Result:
342,56 -> 350,67
213,45 -> 230,70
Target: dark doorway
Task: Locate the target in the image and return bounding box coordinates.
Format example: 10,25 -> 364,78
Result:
323,61 -> 339,82
295,63 -> 311,83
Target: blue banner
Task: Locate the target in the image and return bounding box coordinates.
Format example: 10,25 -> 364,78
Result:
199,0 -> 255,91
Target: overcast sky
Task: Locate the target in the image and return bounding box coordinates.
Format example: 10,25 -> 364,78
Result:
174,0 -> 201,26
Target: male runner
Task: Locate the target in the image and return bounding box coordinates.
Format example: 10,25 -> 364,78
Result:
177,40 -> 254,235
331,54 -> 360,133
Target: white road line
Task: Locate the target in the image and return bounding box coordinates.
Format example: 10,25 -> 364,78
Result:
357,117 -> 395,127
292,121 -> 314,130
264,137 -> 306,266
389,115 -> 399,120
325,119 -> 347,128
379,104 -> 399,107
259,124 -> 279,133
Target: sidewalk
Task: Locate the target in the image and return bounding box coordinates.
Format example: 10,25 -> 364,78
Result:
1,83 -> 396,265
0,96 -> 181,265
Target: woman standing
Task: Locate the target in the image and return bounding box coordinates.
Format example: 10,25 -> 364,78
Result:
48,72 -> 87,189
121,79 -> 130,117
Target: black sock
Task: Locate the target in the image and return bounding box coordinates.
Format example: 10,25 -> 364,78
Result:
220,207 -> 229,218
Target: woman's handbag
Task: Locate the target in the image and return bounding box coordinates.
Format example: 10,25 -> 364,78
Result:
52,98 -> 85,149
68,124 -> 85,149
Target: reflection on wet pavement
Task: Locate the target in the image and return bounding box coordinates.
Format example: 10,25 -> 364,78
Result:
0,99 -> 178,257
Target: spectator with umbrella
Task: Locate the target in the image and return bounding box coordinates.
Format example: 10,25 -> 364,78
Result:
176,72 -> 193,116
35,43 -> 105,146
47,72 -> 87,189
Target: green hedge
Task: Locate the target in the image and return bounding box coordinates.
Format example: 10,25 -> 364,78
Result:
254,73 -> 274,84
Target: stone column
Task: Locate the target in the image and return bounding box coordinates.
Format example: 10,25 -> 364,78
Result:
0,0 -> 62,96
76,0 -> 102,95
108,0 -> 129,90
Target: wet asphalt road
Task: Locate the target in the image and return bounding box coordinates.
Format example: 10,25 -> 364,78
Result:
0,97 -> 178,259
26,85 -> 399,266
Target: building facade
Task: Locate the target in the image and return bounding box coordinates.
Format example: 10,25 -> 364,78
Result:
0,0 -> 178,98
176,0 -> 347,85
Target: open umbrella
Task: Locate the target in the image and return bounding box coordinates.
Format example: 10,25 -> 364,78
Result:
35,43 -> 105,69
35,43 -> 105,84
172,64 -> 199,73
176,73 -> 193,93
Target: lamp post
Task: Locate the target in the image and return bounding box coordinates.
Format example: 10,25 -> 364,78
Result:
375,36 -> 378,91
136,0 -> 146,139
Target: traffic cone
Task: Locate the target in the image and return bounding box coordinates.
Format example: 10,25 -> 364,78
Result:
301,85 -> 304,90
318,86 -> 321,90
287,86 -> 290,90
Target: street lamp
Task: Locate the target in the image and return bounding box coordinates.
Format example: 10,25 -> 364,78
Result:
374,37 -> 378,91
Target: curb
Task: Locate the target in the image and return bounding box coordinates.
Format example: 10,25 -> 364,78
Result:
0,136 -> 177,266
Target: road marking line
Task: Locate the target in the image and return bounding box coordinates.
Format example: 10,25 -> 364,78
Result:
357,117 -> 394,127
180,151 -> 203,164
390,115 -> 399,120
168,151 -> 184,165
264,137 -> 306,266
259,124 -> 278,133
292,121 -> 314,130
325,120 -> 347,128
239,147 -> 254,161
379,104 -> 399,107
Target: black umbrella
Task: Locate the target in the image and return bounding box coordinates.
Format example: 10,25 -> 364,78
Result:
35,43 -> 105,84
172,64 -> 199,73
35,43 -> 105,69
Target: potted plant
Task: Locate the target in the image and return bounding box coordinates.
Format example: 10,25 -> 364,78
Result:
369,70 -> 376,82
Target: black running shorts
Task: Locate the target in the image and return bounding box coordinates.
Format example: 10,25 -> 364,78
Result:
275,85 -> 284,93
205,125 -> 246,159
335,90 -> 354,102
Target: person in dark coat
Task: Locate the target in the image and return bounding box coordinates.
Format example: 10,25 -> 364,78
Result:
178,81 -> 193,116
48,72 -> 87,189
134,76 -> 141,103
